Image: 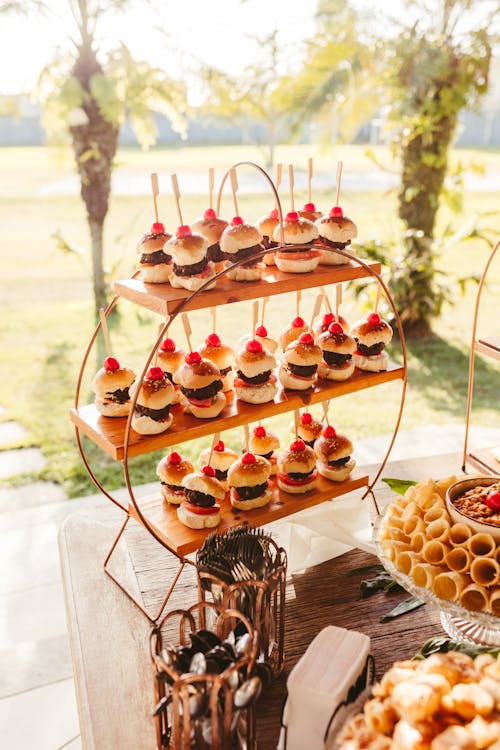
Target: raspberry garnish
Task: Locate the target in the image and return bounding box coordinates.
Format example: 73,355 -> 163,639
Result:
206,333 -> 221,347
367,312 -> 381,326
231,216 -> 244,226
151,221 -> 165,233
299,332 -> 314,345
290,439 -> 306,452
201,465 -> 215,477
330,206 -> 343,218
329,323 -> 344,334
254,426 -> 266,438
168,451 -> 182,465
186,352 -> 202,365
104,356 -> 120,372
214,440 -> 225,452
148,366 -> 164,381
255,325 -> 268,337
176,225 -> 192,238
304,202 -> 316,212
245,339 -> 263,354
160,338 -> 176,352
286,211 -> 299,223
204,208 -> 217,220
242,452 -> 256,465
292,317 -> 305,328
323,425 -> 336,438
300,413 -> 313,425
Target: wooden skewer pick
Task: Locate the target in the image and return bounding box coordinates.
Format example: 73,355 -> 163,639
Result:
336,284 -> 342,319
288,164 -> 295,212
374,284 -> 382,314
181,313 -> 192,351
150,173 -> 159,223
170,173 -> 183,227
275,163 -> 283,211
322,400 -> 330,425
295,289 -> 302,319
252,301 -> 259,333
230,168 -> 239,217
335,161 -> 343,207
294,409 -> 300,439
208,168 -> 214,210
310,293 -> 323,332
243,424 -> 250,452
307,157 -> 313,205
260,296 -> 269,327
320,286 -> 332,314
99,308 -> 111,358
207,432 -> 220,466
211,307 -> 217,334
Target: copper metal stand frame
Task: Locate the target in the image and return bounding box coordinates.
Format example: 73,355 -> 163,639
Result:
73,161 -> 408,623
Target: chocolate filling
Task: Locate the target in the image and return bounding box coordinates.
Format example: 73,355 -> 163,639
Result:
234,481 -> 268,500
214,468 -> 228,481
356,342 -> 385,357
279,241 -> 315,253
261,236 -> 278,251
106,387 -> 130,404
160,482 -> 184,493
140,249 -> 172,265
236,370 -> 271,385
224,244 -> 262,267
288,363 -> 318,378
134,403 -> 171,421
184,489 -> 215,508
327,456 -> 351,467
323,351 -> 352,366
288,469 -> 314,480
164,371 -> 175,384
319,237 -> 350,249
173,257 -> 208,277
207,242 -> 224,262
304,439 -> 316,449
259,450 -> 274,461
181,380 -> 223,401
220,366 -> 232,377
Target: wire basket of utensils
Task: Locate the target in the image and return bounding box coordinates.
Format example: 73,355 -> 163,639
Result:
195,526 -> 287,676
150,600 -> 262,750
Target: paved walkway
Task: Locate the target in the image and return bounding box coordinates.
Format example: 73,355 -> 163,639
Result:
0,422 -> 499,749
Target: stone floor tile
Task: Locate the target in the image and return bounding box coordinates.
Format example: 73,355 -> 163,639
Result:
0,520 -> 62,595
0,481 -> 68,514
0,447 -> 47,479
0,421 -> 28,447
0,678 -> 79,750
0,581 -> 68,650
0,634 -> 72,699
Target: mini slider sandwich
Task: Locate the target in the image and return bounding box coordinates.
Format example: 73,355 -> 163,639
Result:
156,451 -> 194,505
272,211 -> 320,273
234,339 -> 277,404
136,221 -> 173,283
278,316 -> 309,351
228,452 -> 272,511
314,425 -> 356,482
199,333 -> 235,392
173,351 -> 225,418
219,216 -> 264,281
156,337 -> 185,403
167,225 -> 216,291
279,333 -> 322,391
289,412 -> 323,448
277,439 -> 318,494
256,208 -> 280,265
350,312 -> 393,372
248,425 -> 280,475
315,206 -> 357,265
198,440 -> 239,490
129,366 -> 176,435
317,322 -> 356,381
91,356 -> 136,417
190,207 -> 228,265
178,465 -> 225,530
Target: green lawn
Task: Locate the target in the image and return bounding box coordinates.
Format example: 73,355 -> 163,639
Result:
1,144 -> 498,498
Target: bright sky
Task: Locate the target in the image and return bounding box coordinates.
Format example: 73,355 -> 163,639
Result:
0,0 -> 315,95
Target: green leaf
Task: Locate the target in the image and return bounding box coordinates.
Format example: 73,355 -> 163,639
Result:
382,478 -> 417,495
414,637 -> 500,660
360,571 -> 400,598
380,596 -> 424,622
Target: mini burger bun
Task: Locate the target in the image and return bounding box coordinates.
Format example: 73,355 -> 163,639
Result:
315,215 -> 357,244
249,431 -> 280,456
274,253 -> 320,274
256,214 -> 279,240
235,347 -> 276,377
94,399 -> 131,417
277,474 -> 317,494
226,264 -> 264,282
353,351 -> 389,372
319,248 -> 349,266
199,446 -> 239,472
317,458 -> 356,482
199,342 -> 234,372
160,485 -> 185,504
91,366 -> 136,397
277,444 -> 316,475
157,455 -> 194,486
315,432 -> 353,463
139,262 -> 173,283
191,216 -> 228,245
177,503 -> 221,529
236,381 -> 277,404
272,217 -> 318,245
298,208 -> 322,222
131,411 -> 174,435
278,365 -> 315,391
129,378 -> 176,410
350,317 -> 393,347
262,251 -> 276,266
230,486 -> 272,510
279,324 -> 309,351
318,331 -> 356,355
220,223 -> 263,255
227,454 -> 271,487
137,232 -> 171,254
169,266 -> 216,292
289,419 -> 323,444
284,338 -> 322,366
174,358 -> 222,389
157,348 -> 185,375
185,391 -> 226,418
182,471 -> 226,499
166,232 -> 208,266
317,360 -> 355,381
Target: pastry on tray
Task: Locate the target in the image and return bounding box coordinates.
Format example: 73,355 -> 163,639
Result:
228,452 -> 272,511
190,207 -> 228,266
272,211 -> 320,273
177,466 -> 225,529
136,221 -> 172,283
289,412 -> 323,448
314,425 -> 355,482
91,356 -> 136,417
234,339 -> 277,404
167,225 -> 216,291
156,451 -> 194,505
173,351 -> 225,418
279,333 -> 322,390
198,439 -> 239,491
129,366 -> 176,435
317,322 -> 356,381
248,425 -> 280,475
315,206 -> 357,265
350,312 -> 393,372
219,216 -> 264,281
277,439 -> 318,494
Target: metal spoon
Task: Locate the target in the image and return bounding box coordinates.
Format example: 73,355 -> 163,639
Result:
233,676 -> 262,709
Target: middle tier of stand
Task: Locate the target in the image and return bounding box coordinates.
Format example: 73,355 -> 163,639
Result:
128,470 -> 369,556
114,260 -> 382,315
70,363 -> 404,460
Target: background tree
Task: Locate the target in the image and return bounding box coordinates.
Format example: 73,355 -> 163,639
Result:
36,1 -> 187,317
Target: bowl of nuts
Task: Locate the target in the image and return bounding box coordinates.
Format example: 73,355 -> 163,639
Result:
446,476 -> 500,542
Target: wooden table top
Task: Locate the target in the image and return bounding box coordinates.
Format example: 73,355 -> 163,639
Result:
59,452 -> 465,750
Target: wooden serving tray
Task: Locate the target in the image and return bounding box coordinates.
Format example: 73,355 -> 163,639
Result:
70,363 -> 405,460
114,260 -> 382,316
128,470 -> 369,556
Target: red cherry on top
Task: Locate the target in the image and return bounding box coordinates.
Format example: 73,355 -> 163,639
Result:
104,356 -> 120,372
299,332 -> 314,345
269,208 -> 279,220
160,338 -> 176,352
255,325 -> 268,337
330,206 -> 343,218
242,452 -> 256,465
186,351 -> 202,365
231,216 -> 244,226
148,366 -> 164,381
367,312 -> 381,326
214,440 -> 225,452
329,323 -> 344,334
204,208 -> 217,220
301,412 -> 313,425
168,451 -> 182,465
323,425 -> 336,439
151,221 -> 165,233
291,439 -> 306,452
286,211 -> 299,223
292,316 -> 305,328
486,490 -> 500,511
206,333 -> 221,347
202,465 -> 215,477
245,339 -> 263,354
304,202 -> 316,212
322,312 -> 335,327
176,225 -> 192,238
254,425 -> 266,438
